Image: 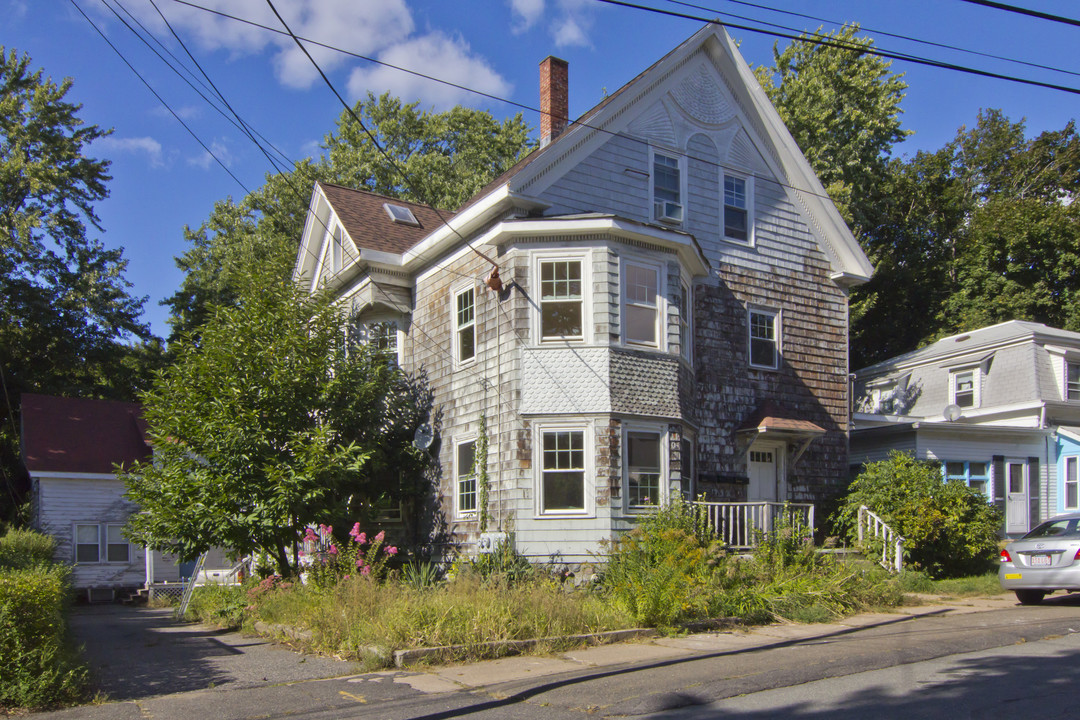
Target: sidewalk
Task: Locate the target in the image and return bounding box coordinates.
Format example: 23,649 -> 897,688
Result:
31,593 -> 1020,719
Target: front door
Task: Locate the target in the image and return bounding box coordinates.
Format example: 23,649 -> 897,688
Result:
748,444 -> 783,502
1006,459 -> 1029,534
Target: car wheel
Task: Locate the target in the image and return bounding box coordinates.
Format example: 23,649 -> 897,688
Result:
1015,589 -> 1046,605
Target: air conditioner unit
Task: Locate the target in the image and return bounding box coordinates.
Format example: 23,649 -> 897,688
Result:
654,200 -> 683,224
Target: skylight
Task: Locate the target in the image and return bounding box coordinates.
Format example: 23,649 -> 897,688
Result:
383,203 -> 420,227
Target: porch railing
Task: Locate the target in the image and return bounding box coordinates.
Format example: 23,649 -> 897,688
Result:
691,501 -> 815,549
857,505 -> 904,573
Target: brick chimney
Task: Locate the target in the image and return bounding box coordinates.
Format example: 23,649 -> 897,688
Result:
539,56 -> 569,147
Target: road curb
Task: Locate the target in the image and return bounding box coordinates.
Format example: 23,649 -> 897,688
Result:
392,627 -> 660,667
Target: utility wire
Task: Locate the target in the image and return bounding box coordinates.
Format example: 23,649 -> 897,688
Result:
956,0 -> 1080,28
594,0 -> 1080,95
670,0 -> 1080,79
70,0 -> 251,194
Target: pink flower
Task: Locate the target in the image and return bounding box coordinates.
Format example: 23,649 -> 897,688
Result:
361,566 -> 371,576
386,546 -> 398,556
375,531 -> 385,542
356,532 -> 367,545
349,522 -> 362,539
356,558 -> 366,569
328,545 -> 338,555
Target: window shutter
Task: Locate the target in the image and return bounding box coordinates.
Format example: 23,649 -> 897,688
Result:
1029,456 -> 1041,527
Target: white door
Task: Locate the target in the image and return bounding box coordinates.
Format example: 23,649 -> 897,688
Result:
1006,460 -> 1029,534
748,445 -> 783,502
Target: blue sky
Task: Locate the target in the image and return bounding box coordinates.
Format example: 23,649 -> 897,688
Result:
5,0 -> 1078,339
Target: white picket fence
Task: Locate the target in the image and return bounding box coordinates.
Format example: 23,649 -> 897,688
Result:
691,501 -> 815,549
857,505 -> 905,573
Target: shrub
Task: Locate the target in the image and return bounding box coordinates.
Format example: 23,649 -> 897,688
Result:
834,451 -> 1002,578
0,527 -> 57,570
185,583 -> 250,628
0,564 -> 86,709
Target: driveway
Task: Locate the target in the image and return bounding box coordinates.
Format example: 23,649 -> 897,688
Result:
65,605 -> 357,700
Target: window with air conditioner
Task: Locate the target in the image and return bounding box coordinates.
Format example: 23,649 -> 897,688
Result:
651,149 -> 684,225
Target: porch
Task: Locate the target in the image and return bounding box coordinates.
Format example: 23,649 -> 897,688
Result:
691,501 -> 815,550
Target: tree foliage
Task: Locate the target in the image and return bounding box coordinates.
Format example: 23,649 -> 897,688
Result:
125,271 -> 433,576
834,452 -> 1002,578
0,47 -> 156,523
165,92 -> 533,340
852,111 -> 1080,366
755,25 -> 911,233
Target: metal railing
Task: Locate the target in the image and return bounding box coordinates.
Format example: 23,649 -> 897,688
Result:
857,505 -> 904,573
692,501 -> 815,549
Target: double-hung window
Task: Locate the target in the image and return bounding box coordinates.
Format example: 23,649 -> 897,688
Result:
74,523 -> 129,563
951,369 -> 978,408
540,429 -> 586,514
1065,456 -> 1079,510
1067,362 -> 1080,401
723,174 -> 750,243
944,461 -> 990,498
539,258 -> 584,341
627,431 -> 662,508
652,150 -> 683,224
677,282 -> 692,362
456,439 -> 477,517
748,308 -> 779,369
75,524 -> 99,563
623,262 -> 660,347
680,434 -> 695,500
455,287 -> 476,364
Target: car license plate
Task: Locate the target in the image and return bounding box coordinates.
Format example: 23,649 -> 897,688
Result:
1030,554 -> 1052,567
1004,573 -> 1022,579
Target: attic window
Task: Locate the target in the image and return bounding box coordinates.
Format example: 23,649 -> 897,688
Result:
383,203 -> 420,227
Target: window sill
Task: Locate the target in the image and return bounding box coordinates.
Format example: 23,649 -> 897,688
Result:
535,511 -> 593,519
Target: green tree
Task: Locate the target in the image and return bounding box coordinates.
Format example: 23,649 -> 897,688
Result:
165,93 -> 533,339
0,48 -> 155,522
850,111 -> 1080,366
123,271 -> 432,576
754,25 -> 911,234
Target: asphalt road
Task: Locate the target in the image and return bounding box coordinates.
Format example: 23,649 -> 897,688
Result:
32,594 -> 1080,719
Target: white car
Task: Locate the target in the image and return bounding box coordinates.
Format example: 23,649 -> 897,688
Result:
999,512 -> 1080,605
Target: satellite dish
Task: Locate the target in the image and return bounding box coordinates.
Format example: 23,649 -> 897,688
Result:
413,423 -> 434,450
943,404 -> 962,422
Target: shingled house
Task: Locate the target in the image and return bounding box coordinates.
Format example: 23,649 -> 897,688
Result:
293,25 -> 873,561
852,321 -> 1080,537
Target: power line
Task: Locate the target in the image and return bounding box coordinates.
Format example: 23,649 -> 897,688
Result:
672,0 -> 1080,79
956,0 -> 1080,28
593,0 -> 1080,96
70,0 -> 251,194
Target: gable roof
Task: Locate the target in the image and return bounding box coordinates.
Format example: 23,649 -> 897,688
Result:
483,23 -> 873,285
297,23 -> 872,286
21,394 -> 150,475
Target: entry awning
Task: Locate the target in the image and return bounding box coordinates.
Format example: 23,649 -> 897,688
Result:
736,402 -> 826,464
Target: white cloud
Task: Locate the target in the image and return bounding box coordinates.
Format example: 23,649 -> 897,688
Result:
151,104 -> 202,122
552,0 -> 593,48
188,140 -> 234,170
95,136 -> 164,167
346,32 -> 512,111
113,0 -> 415,89
509,0 -> 545,33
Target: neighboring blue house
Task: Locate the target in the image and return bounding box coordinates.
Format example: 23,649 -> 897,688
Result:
851,321 -> 1080,536
1057,429 -> 1080,516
